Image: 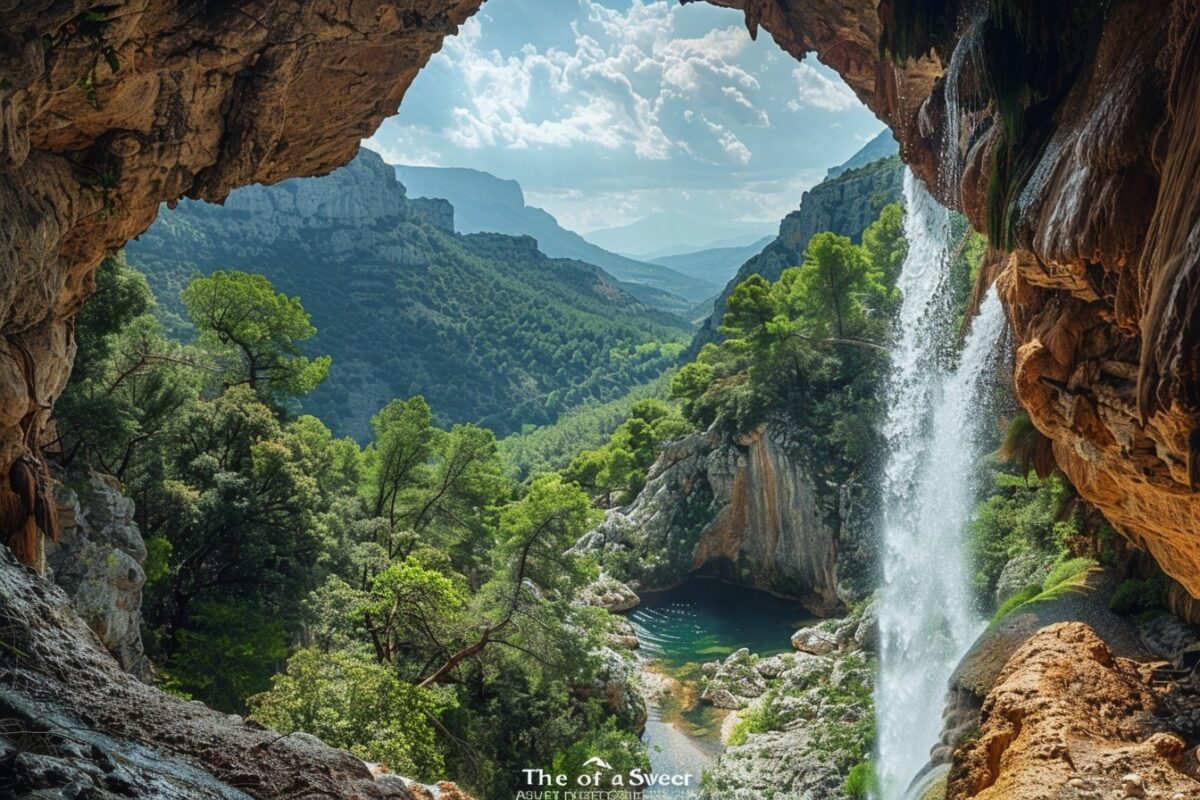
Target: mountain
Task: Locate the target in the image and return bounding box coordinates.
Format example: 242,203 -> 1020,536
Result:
392,165 -> 717,309
693,154 -> 906,350
648,235 -> 775,286
825,129 -> 899,178
126,149 -> 691,441
582,211 -> 775,259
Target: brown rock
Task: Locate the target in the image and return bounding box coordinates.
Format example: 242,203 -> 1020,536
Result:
701,0 -> 1200,603
946,622 -> 1200,800
0,0 -> 481,564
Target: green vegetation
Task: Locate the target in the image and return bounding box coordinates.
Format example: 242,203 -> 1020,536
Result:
53,255 -> 647,797
967,465 -> 1117,614
499,372 -> 674,478
671,204 -> 904,462
126,159 -> 690,440
181,271 -> 331,407
1109,575 -> 1169,615
562,399 -> 692,506
843,761 -> 879,800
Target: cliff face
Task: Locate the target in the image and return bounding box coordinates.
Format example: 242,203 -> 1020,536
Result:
48,469 -> 147,677
701,0 -> 1200,599
127,149 -> 689,440
948,623 -> 1200,800
575,424 -> 841,615
0,0 -> 481,562
695,154 -> 905,349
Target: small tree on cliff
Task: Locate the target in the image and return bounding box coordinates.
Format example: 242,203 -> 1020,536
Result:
182,270 -> 330,406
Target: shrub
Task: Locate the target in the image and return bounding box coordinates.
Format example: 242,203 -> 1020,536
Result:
1109,575 -> 1169,615
843,761 -> 879,800
990,583 -> 1042,624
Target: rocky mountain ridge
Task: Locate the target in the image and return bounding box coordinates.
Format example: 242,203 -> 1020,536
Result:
126,149 -> 690,440
694,154 -> 905,349
393,164 -> 714,309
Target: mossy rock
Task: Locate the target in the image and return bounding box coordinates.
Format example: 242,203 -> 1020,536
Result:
951,568 -> 1152,699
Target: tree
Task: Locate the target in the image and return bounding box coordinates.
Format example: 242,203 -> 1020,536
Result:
144,387 -> 325,655
363,397 -> 436,548
53,254 -> 204,478
248,648 -> 448,780
416,474 -> 599,687
791,232 -> 880,338
182,270 -> 330,404
861,201 -> 908,291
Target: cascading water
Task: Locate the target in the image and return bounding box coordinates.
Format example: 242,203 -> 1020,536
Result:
874,169 -> 1008,799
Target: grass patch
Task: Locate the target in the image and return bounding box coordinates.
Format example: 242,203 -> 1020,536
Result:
989,558 -> 1096,626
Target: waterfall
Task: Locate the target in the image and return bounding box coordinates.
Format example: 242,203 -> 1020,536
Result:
874,169 -> 1007,799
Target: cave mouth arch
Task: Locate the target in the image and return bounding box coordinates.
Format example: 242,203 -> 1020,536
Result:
362,0 -> 892,258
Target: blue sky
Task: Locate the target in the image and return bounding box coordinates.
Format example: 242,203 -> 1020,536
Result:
363,0 -> 884,234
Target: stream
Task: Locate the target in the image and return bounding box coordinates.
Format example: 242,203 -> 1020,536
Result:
624,579 -> 812,793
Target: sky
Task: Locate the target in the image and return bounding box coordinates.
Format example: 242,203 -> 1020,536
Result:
362,0 -> 885,234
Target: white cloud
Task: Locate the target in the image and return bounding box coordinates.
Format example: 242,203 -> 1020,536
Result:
791,63 -> 858,111
426,1 -> 768,164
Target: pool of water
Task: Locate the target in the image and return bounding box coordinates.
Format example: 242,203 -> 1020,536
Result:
623,579 -> 813,794
627,579 -> 814,669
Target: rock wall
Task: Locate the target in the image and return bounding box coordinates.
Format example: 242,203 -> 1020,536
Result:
0,544 -> 473,799
0,0 -> 481,563
575,424 -> 841,615
48,469 -> 147,677
700,0 -> 1200,599
947,623 -> 1200,800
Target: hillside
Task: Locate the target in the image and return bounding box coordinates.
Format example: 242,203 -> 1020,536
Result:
392,164 -> 715,310
583,210 -> 774,258
825,129 -> 899,178
126,150 -> 690,440
648,235 -> 775,286
693,154 -> 906,349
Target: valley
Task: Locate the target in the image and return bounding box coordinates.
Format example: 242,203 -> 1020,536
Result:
4,2 -> 1200,800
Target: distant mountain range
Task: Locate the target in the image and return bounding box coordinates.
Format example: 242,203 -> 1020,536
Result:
582,211 -> 775,259
393,165 -> 718,311
127,150 -> 691,441
825,129 -> 898,178
648,236 -> 776,287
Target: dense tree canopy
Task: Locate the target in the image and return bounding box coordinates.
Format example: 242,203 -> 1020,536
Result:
181,270 -> 331,406
54,256 -> 648,796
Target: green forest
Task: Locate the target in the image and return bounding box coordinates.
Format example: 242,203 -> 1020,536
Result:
47,192 -> 1122,799
125,152 -> 691,442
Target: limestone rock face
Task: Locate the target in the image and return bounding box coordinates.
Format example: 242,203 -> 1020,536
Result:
575,424 -> 840,615
48,469 -> 147,677
576,573 -> 641,613
0,0 -> 481,558
948,622 -> 1200,800
703,644 -> 874,800
700,648 -> 771,709
702,0 -> 1200,601
0,545 -> 473,799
